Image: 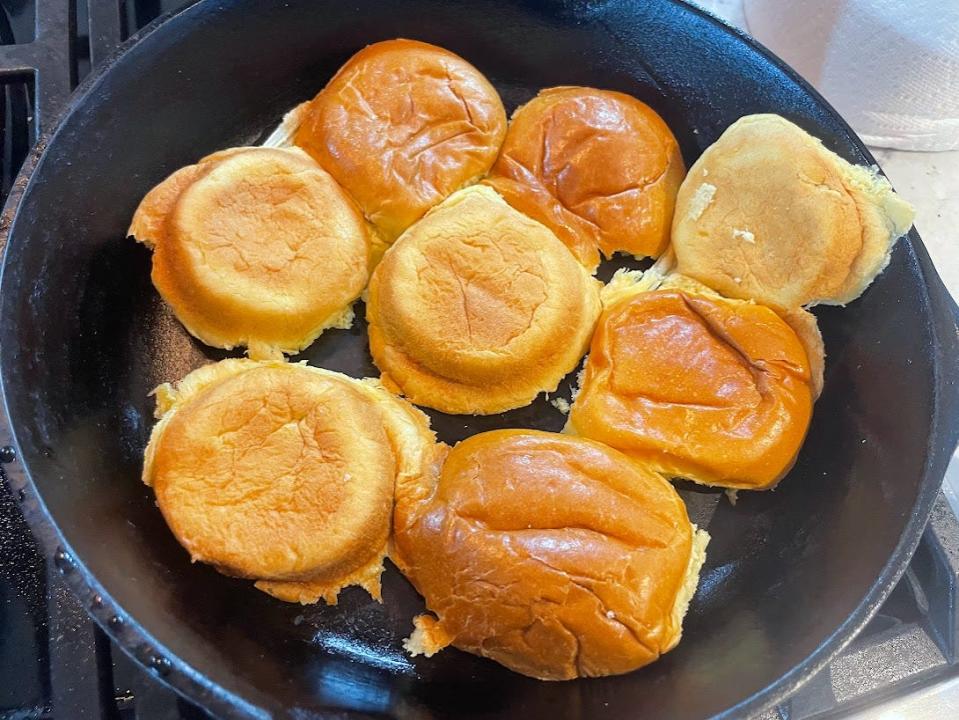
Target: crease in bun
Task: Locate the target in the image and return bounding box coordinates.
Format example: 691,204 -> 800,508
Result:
392,429 -> 708,680
671,114 -> 915,309
143,359 -> 437,604
567,278 -> 816,490
367,185 -> 602,415
290,39 -> 507,242
129,146 -> 372,360
601,269 -> 825,398
485,86 -> 685,271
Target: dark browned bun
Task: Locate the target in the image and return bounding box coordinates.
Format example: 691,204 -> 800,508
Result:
294,39 -> 507,242
567,281 -> 815,490
485,86 -> 685,270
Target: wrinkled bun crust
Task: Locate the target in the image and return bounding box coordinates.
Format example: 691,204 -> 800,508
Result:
392,429 -> 708,680
128,147 -> 371,359
671,114 -> 914,308
143,360 -> 437,604
485,87 -> 685,270
294,39 -> 507,241
367,186 -> 602,414
568,288 -> 814,490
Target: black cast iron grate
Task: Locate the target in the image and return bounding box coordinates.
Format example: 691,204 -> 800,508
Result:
0,1 -> 957,718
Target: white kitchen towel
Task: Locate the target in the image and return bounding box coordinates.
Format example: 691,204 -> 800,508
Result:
743,0 -> 959,151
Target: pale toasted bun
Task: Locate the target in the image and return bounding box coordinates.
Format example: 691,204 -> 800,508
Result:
392,429 -> 709,680
143,359 -> 437,604
128,146 -> 372,360
485,87 -> 685,270
367,185 -> 602,415
293,39 -> 507,242
567,279 -> 815,490
671,114 -> 915,309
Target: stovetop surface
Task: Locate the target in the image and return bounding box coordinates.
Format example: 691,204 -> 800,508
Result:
0,1 -> 957,718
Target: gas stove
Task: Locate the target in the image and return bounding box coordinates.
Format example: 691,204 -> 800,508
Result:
0,1 -> 957,718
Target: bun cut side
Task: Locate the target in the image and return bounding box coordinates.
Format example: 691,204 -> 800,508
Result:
144,360 -> 438,604
129,147 -> 371,359
367,185 -> 601,415
671,114 -> 914,309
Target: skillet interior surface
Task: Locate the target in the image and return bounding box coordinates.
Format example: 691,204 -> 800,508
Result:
1,1 -> 957,718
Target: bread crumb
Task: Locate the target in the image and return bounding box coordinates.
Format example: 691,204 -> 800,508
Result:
403,614 -> 451,658
686,183 -> 716,221
606,610 -> 615,619
550,397 -> 571,414
327,303 -> 355,331
732,228 -> 755,244
571,363 -> 587,402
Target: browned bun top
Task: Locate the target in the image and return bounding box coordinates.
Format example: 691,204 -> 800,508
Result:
392,429 -> 708,680
567,284 -> 815,490
294,39 -> 507,242
128,147 -> 371,359
143,359 -> 438,605
366,185 -> 601,415
671,114 -> 914,308
485,86 -> 685,270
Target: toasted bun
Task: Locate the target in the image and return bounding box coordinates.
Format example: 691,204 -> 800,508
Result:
671,114 -> 915,308
567,285 -> 815,490
603,269 -> 826,399
486,87 -> 685,270
367,185 -> 602,414
392,429 -> 708,680
294,39 -> 507,242
128,147 -> 371,359
143,360 -> 437,604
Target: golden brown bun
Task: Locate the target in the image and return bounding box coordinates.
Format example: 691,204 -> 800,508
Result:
603,269 -> 826,399
143,360 -> 437,604
294,39 -> 507,242
128,146 -> 372,360
486,87 -> 685,270
567,284 -> 815,490
367,185 -> 602,414
392,429 -> 709,680
671,114 -> 915,309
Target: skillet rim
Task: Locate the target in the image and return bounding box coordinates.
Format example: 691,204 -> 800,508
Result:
0,1 -> 955,718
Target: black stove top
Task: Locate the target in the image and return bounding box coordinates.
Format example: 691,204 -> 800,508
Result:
0,1 -> 957,718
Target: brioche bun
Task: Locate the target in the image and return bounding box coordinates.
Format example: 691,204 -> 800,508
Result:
367,185 -> 602,414
485,87 -> 685,270
392,429 -> 708,680
671,114 -> 914,308
129,147 -> 371,359
603,269 -> 826,398
143,360 -> 437,604
294,39 -> 507,242
567,283 -> 815,490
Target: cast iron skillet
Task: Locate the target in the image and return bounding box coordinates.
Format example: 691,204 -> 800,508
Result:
2,0 -> 958,718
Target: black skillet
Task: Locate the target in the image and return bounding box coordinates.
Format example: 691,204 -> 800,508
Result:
2,0 -> 958,718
